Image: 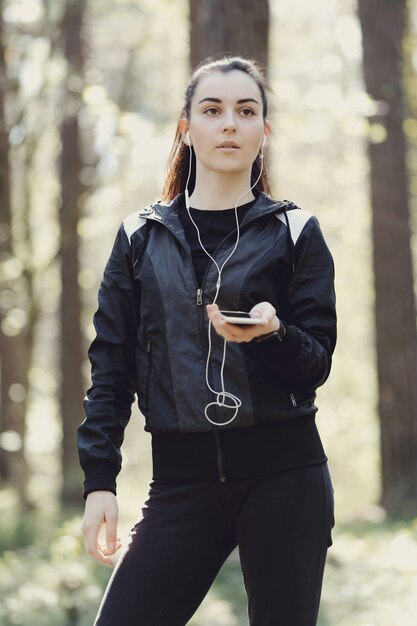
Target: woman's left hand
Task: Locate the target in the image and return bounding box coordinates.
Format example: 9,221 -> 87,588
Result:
206,302 -> 280,343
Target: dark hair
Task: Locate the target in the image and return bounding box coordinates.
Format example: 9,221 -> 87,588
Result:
162,56 -> 272,201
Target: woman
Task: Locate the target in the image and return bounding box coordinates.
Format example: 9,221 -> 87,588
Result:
78,55 -> 337,626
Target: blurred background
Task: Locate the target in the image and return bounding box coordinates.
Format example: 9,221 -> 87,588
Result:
1,0 -> 417,624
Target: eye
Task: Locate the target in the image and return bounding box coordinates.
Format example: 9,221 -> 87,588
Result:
203,107 -> 220,116
239,107 -> 256,117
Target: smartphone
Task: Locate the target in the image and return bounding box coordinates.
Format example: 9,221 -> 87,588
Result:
219,310 -> 264,326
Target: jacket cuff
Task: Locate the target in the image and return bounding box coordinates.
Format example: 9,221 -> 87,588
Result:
256,320 -> 287,343
82,462 -> 118,500
245,322 -> 302,361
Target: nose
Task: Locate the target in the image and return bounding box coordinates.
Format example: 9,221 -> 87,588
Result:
222,110 -> 237,133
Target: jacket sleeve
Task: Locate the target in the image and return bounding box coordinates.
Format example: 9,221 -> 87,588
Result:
77,224 -> 139,499
244,214 -> 336,392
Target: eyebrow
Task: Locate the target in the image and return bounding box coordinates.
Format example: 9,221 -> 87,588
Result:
197,97 -> 260,105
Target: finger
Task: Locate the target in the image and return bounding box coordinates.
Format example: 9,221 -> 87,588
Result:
218,320 -> 245,336
207,305 -> 223,323
82,528 -> 113,566
102,539 -> 122,555
250,303 -> 275,325
232,330 -> 258,343
90,544 -> 115,567
250,306 -> 267,320
222,327 -> 254,342
81,521 -> 101,556
250,309 -> 269,326
208,311 -> 229,337
105,513 -> 119,554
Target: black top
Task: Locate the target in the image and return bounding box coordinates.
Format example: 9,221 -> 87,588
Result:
150,195 -> 327,483
179,198 -> 256,286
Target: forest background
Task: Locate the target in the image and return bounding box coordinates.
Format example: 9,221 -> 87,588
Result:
1,0 -> 417,625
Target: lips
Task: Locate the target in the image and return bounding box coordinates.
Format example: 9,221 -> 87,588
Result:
217,141 -> 239,148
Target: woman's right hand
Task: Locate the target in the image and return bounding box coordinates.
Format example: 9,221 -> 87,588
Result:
81,490 -> 122,566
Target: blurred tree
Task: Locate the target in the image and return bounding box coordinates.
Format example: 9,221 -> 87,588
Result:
358,0 -> 417,515
59,0 -> 86,506
189,0 -> 269,69
0,0 -> 31,508
0,0 -> 12,481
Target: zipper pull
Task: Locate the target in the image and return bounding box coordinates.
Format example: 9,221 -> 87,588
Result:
146,340 -> 151,352
197,289 -> 203,305
290,393 -> 297,407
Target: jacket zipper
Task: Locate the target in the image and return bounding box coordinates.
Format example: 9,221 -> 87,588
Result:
213,427 -> 226,483
197,288 -> 226,483
194,229 -> 244,455
147,214 -> 234,482
290,393 -> 297,407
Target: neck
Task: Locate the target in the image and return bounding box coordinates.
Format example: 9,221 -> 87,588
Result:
188,168 -> 255,210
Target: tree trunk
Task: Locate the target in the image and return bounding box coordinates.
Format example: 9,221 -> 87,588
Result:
358,0 -> 417,516
0,0 -> 30,508
0,0 -> 12,481
189,0 -> 269,69
59,0 -> 86,506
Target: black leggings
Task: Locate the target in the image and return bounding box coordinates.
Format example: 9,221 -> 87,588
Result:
94,463 -> 334,626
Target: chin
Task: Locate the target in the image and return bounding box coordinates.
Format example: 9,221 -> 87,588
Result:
212,159 -> 250,173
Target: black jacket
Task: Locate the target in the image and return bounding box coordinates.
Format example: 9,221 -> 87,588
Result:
77,192 -> 336,490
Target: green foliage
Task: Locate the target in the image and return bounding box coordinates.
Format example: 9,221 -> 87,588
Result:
0,517 -> 110,626
320,518 -> 417,626
0,511 -> 36,553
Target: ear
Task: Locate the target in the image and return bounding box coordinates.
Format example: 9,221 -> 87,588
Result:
179,117 -> 191,146
263,120 -> 271,147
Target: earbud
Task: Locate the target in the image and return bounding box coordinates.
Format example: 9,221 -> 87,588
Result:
186,132 -> 191,146
259,135 -> 267,159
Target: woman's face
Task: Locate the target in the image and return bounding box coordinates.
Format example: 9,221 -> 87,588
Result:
182,70 -> 270,177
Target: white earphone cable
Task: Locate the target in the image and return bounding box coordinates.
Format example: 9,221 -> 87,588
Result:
184,135 -> 266,426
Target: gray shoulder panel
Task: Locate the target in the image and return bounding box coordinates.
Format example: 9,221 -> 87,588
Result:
123,212 -> 147,244
276,209 -> 313,245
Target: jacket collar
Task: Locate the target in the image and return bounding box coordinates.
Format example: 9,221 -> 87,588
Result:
141,192 -> 291,228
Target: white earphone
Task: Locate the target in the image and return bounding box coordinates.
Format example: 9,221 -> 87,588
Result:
184,131 -> 270,427
260,135 -> 267,157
